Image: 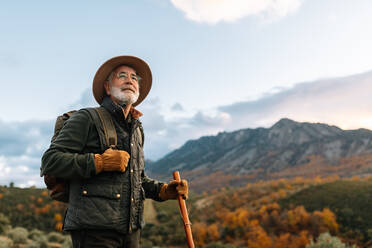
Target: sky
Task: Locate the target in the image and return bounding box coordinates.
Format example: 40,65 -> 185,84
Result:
1,0 -> 372,187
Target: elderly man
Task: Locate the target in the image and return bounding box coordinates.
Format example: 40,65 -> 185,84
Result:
41,56 -> 188,248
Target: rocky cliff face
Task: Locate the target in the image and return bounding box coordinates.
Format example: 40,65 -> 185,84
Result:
147,118 -> 372,180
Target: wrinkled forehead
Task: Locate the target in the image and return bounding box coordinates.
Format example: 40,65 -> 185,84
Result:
113,65 -> 137,74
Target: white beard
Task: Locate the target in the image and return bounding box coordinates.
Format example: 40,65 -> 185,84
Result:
110,85 -> 139,106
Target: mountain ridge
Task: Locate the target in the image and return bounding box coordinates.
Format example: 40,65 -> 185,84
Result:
146,118 -> 372,185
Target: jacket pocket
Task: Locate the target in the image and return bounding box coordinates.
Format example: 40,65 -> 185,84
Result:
81,183 -> 122,200
79,182 -> 122,225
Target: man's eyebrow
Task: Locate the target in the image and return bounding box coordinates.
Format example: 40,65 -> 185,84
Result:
118,71 -> 138,75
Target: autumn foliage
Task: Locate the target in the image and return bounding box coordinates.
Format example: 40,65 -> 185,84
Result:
190,177 -> 341,248
139,176 -> 362,247
0,186 -> 66,233
1,176 -> 369,247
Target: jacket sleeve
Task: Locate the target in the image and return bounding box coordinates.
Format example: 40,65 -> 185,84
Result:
141,170 -> 165,202
40,110 -> 97,179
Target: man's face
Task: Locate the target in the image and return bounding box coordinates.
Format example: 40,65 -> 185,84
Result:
104,65 -> 140,106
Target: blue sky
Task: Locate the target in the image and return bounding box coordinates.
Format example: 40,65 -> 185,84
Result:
1,0 -> 372,187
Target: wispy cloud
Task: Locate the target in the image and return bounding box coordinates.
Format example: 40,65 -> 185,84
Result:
219,71 -> 372,130
170,0 -> 303,24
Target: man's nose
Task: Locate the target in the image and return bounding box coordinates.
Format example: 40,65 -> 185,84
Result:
123,78 -> 137,88
122,77 -> 134,84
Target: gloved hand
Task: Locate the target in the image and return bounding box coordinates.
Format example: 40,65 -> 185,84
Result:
94,148 -> 130,174
43,174 -> 69,202
159,179 -> 188,200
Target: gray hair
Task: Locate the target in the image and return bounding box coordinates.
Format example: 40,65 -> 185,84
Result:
106,70 -> 115,84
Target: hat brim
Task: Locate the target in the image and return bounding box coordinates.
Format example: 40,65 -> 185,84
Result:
92,55 -> 152,106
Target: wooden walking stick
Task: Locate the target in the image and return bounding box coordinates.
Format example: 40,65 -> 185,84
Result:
173,171 -> 195,248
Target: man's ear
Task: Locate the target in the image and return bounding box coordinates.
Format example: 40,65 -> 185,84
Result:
104,81 -> 111,96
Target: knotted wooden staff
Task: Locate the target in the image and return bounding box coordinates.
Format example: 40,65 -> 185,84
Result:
173,171 -> 195,248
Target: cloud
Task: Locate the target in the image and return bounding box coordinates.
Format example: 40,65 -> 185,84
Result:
171,103 -> 184,112
0,53 -> 20,68
140,97 -> 168,132
0,155 -> 42,188
0,90 -> 97,187
3,69 -> 372,187
219,71 -> 372,130
170,0 -> 303,24
188,111 -> 231,128
67,88 -> 98,110
140,70 -> 372,161
0,120 -> 53,157
0,119 -> 53,187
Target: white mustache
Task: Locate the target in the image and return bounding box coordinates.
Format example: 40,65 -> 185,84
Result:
120,86 -> 136,93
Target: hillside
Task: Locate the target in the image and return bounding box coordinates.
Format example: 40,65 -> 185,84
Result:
279,179 -> 372,243
0,186 -> 66,232
1,178 -> 369,247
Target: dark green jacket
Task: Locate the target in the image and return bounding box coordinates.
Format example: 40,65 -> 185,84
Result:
41,97 -> 164,233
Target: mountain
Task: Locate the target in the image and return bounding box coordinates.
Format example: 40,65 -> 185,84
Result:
146,118 -> 372,190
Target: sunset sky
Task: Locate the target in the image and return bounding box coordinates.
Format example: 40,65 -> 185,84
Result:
1,0 -> 372,187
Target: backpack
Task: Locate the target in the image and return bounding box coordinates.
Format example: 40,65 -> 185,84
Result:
43,107 -> 118,203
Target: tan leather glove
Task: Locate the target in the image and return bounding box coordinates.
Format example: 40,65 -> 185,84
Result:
159,179 -> 188,200
94,148 -> 130,174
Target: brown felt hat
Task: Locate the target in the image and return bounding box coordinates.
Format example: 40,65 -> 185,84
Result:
92,55 -> 152,106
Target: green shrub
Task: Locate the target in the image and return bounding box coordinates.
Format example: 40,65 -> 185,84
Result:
0,236 -> 13,248
306,233 -> 357,248
25,242 -> 38,248
47,231 -> 65,243
28,228 -> 45,241
0,213 -> 11,234
27,230 -> 48,248
6,227 -> 29,244
141,239 -> 154,248
61,235 -> 73,248
26,229 -> 51,248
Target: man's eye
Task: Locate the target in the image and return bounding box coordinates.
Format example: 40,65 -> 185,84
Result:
131,75 -> 138,81
118,73 -> 128,78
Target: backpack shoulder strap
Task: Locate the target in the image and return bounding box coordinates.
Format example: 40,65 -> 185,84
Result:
84,107 -> 117,151
95,107 -> 117,148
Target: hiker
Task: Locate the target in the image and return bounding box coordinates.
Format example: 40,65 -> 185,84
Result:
40,55 -> 188,248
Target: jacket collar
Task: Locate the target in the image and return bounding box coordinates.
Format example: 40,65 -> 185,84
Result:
101,96 -> 143,120
129,107 -> 143,120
